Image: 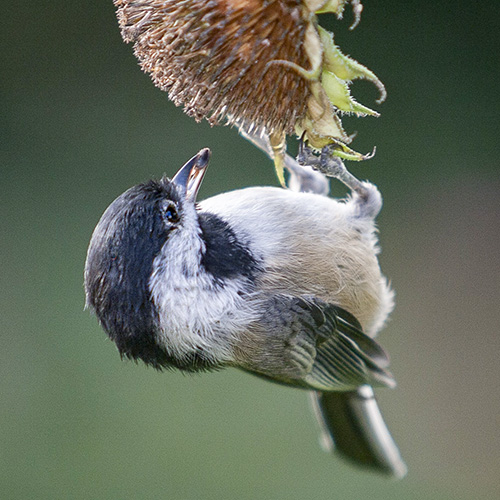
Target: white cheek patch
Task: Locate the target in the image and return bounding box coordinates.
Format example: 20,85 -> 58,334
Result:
148,208 -> 261,364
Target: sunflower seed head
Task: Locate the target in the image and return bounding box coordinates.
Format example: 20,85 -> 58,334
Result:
115,0 -> 312,137
114,0 -> 386,178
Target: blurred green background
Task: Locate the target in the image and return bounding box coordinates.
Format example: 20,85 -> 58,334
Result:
2,1 -> 499,499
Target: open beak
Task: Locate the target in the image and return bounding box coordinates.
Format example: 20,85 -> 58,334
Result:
172,148 -> 211,201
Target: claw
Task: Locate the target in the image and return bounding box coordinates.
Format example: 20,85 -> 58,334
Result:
297,131 -> 307,164
296,139 -> 380,214
297,132 -> 318,167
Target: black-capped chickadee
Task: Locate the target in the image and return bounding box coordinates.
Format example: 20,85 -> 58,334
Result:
84,147 -> 406,478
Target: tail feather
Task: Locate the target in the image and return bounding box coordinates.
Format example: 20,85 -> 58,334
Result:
310,386 -> 407,478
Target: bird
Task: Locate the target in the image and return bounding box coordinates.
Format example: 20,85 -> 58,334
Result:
84,146 -> 407,478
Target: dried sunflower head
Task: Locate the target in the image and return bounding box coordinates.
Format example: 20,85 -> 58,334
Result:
114,0 -> 385,183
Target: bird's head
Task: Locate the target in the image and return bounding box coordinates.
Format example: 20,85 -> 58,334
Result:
84,149 -> 210,368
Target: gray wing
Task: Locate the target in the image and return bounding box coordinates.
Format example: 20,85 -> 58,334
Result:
290,298 -> 395,391
242,296 -> 395,392
298,300 -> 396,391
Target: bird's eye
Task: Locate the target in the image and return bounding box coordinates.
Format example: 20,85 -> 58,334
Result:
164,203 -> 179,223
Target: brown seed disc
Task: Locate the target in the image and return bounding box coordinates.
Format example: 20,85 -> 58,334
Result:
115,0 -> 312,135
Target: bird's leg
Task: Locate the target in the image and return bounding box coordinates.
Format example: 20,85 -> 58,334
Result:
297,139 -> 382,218
298,140 -> 369,197
239,127 -> 329,195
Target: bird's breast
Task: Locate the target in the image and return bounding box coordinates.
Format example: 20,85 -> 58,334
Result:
199,187 -> 393,336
